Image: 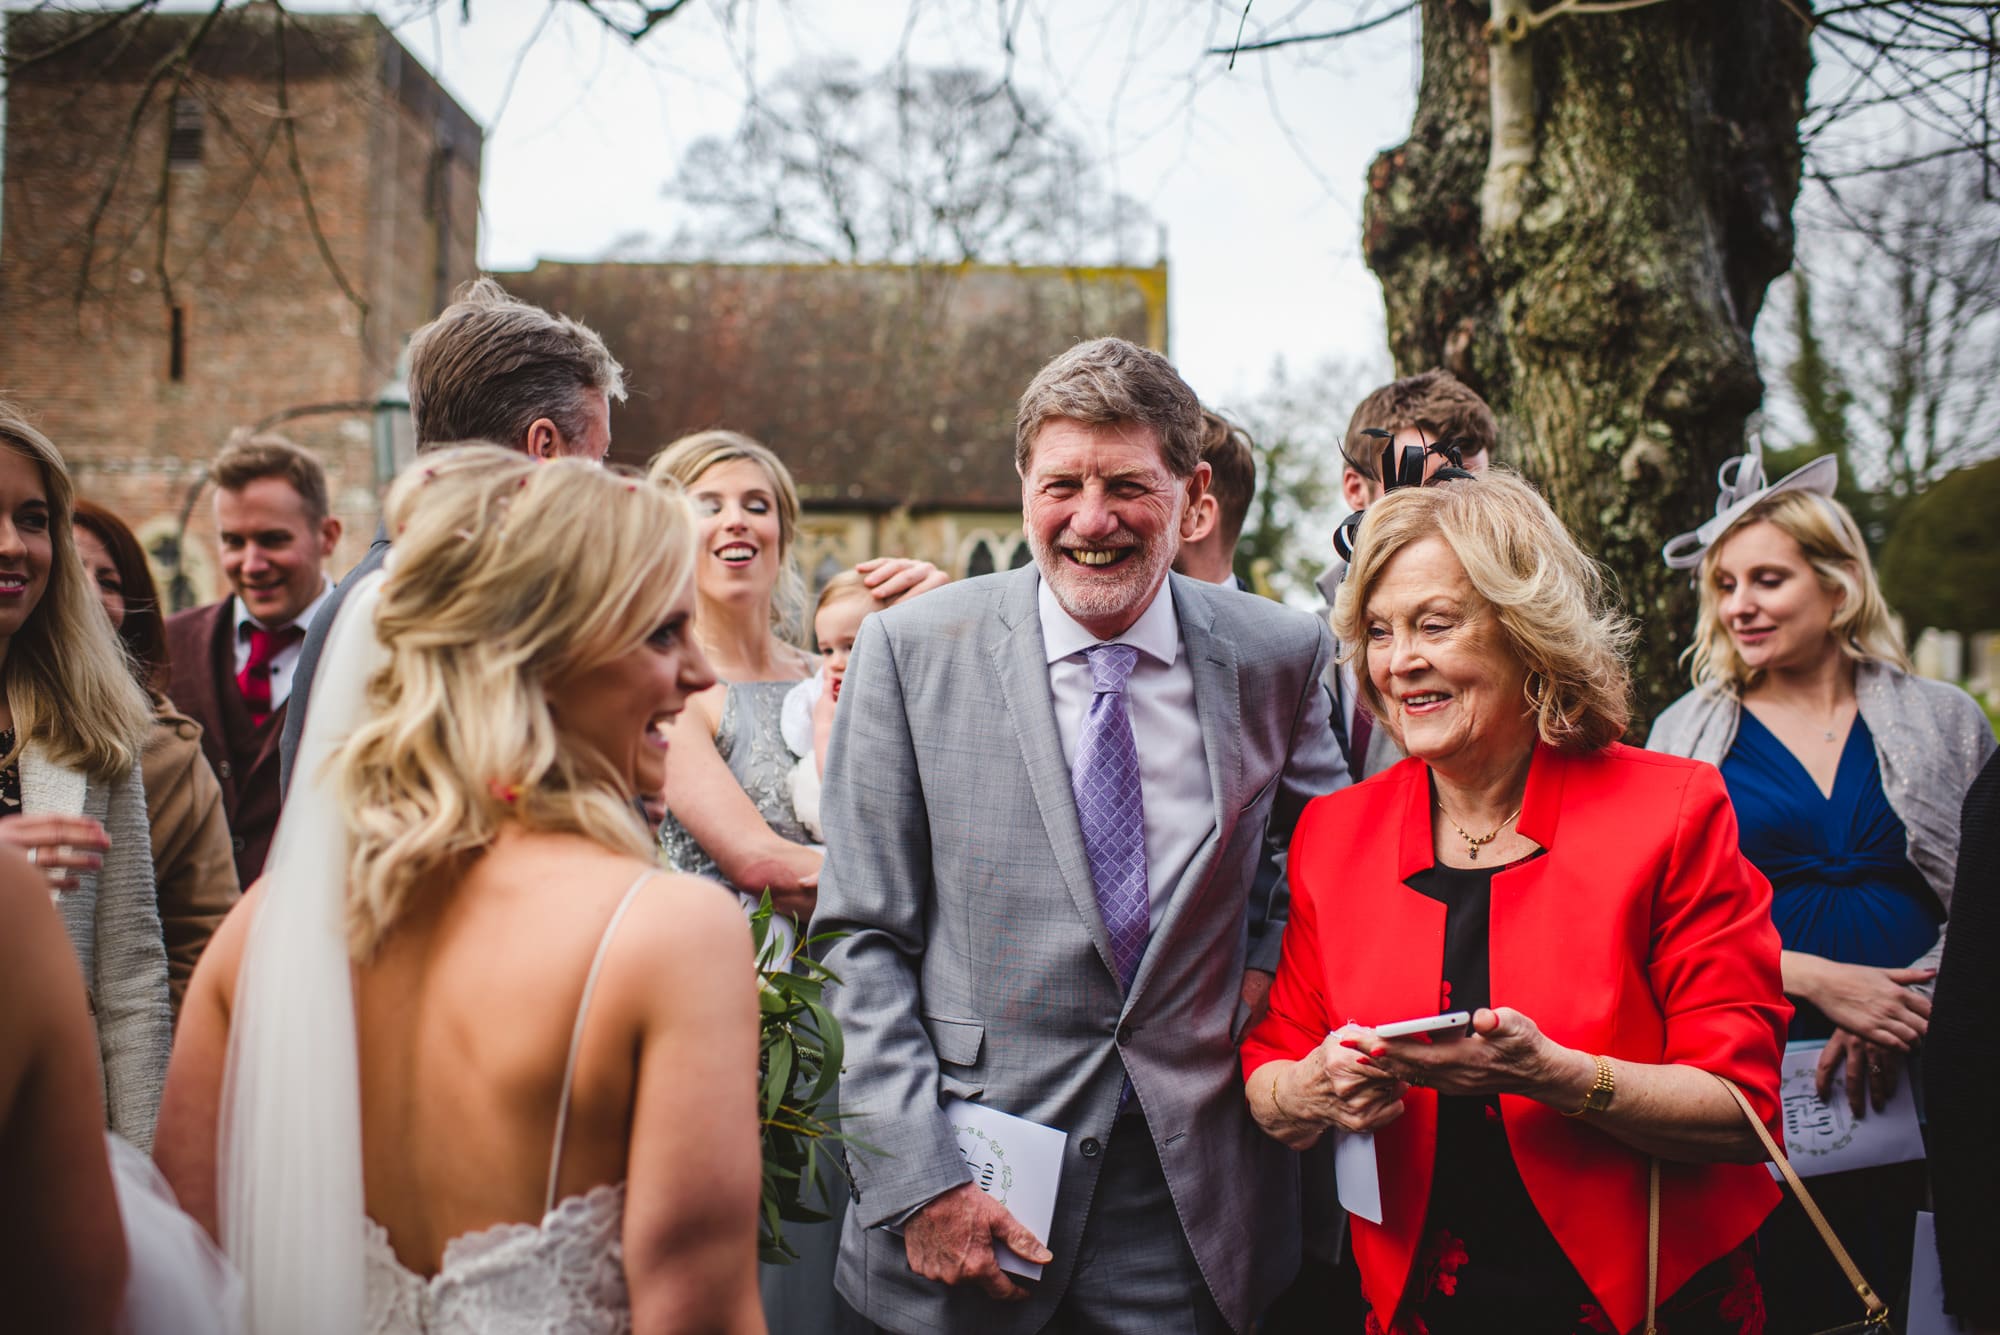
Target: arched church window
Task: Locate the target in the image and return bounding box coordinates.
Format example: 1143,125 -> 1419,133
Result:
965,540 -> 997,579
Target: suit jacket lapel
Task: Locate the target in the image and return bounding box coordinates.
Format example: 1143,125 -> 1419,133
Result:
991,567 -> 1122,982
1128,577 -> 1236,1007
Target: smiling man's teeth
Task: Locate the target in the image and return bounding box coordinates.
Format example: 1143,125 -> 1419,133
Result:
1068,549 -> 1123,566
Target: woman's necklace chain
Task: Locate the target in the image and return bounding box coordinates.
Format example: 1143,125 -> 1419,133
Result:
1757,694 -> 1851,743
1435,800 -> 1523,861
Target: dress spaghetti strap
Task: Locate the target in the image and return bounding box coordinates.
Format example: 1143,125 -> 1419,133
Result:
544,871 -> 654,1215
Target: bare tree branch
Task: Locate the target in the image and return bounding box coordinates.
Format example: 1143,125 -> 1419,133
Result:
657,58 -> 1154,267
570,0 -> 697,43
1203,2 -> 1416,57
0,0 -> 155,76
70,0 -> 227,312
271,0 -> 368,318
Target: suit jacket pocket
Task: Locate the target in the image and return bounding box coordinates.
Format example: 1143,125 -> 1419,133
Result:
921,1014 -> 984,1066
923,1015 -> 985,1103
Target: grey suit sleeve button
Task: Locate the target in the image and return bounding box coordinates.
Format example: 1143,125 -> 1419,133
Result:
218,761 -> 232,779
1079,1138 -> 1102,1159
1117,1024 -> 1134,1045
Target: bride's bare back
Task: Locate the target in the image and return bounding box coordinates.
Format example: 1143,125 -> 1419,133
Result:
158,828 -> 765,1332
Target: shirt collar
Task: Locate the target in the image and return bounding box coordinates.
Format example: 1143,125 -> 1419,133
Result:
233,576 -> 334,638
1038,572 -> 1181,669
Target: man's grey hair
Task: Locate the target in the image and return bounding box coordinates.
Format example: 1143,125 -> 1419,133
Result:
1014,337 -> 1204,477
407,277 -> 626,451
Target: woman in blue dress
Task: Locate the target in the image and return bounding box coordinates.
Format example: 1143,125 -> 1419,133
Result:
1652,449 -> 1995,1330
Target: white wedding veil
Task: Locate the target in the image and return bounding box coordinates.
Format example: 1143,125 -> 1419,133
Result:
217,570 -> 389,1333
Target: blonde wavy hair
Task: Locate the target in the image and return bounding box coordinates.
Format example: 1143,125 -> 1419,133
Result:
1687,489 -> 1909,695
1333,470 -> 1635,753
0,403 -> 151,781
647,430 -> 809,646
333,446 -> 696,958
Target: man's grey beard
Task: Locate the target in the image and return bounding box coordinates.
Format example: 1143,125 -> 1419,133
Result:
1030,530 -> 1173,629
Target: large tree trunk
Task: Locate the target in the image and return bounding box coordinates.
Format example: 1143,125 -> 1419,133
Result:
1364,0 -> 1812,732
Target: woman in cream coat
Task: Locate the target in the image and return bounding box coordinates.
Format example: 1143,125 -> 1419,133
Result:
0,403 -> 169,1150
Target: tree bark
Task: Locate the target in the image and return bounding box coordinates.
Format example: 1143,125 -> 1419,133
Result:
1363,0 -> 1812,731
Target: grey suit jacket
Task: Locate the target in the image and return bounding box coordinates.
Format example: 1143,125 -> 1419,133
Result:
817,567 -> 1344,1334
278,525 -> 392,795
24,748 -> 171,1151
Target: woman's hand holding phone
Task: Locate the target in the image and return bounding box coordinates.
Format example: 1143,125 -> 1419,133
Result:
1345,1007 -> 1585,1104
1281,1028 -> 1409,1136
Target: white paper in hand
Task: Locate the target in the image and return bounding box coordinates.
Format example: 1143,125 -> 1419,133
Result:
945,1099 -> 1066,1280
1334,1130 -> 1384,1224
1778,1040 -> 1925,1178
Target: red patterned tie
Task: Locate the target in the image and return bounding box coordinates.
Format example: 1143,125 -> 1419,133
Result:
237,625 -> 304,726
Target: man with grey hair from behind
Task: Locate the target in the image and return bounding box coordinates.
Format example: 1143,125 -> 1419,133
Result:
817,336 -> 1345,1334
279,277 -> 627,791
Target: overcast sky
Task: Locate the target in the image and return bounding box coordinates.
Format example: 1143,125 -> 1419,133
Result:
369,0 -> 1417,411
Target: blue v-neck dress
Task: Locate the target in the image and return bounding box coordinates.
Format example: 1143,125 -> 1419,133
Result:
1720,711 -> 1940,1040
1721,709 -> 1937,1329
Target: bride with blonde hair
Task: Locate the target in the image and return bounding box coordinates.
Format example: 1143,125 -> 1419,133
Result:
155,446 -> 766,1333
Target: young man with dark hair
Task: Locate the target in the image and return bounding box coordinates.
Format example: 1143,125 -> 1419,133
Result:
1321,369 -> 1498,782
1336,367 -> 1496,514
1172,410 -> 1258,589
166,433 -> 340,888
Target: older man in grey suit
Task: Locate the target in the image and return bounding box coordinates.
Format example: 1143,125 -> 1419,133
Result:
817,337 -> 1345,1335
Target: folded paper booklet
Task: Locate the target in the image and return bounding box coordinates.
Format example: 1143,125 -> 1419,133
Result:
1334,1130 -> 1384,1224
1777,1039 -> 1924,1178
944,1099 -> 1067,1280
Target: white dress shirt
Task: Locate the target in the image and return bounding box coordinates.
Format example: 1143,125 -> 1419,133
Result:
229,579 -> 333,711
1039,576 -> 1213,923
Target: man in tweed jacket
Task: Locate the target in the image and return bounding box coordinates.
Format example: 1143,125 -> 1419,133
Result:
818,338 -> 1345,1334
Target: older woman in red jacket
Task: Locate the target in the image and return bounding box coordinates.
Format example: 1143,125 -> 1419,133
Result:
1243,472 -> 1789,1335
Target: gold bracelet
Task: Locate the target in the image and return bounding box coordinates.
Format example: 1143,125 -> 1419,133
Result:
1563,1054 -> 1615,1117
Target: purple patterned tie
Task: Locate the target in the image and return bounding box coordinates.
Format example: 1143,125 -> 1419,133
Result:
1073,643 -> 1149,989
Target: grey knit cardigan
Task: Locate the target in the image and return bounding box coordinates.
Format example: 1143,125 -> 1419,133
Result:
22,745 -> 172,1151
1648,660 -> 1998,987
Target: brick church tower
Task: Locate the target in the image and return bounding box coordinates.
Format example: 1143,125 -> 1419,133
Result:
0,6 -> 481,601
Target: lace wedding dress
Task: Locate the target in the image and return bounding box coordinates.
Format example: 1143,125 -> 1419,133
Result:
359,872 -> 649,1334
223,573 -> 645,1334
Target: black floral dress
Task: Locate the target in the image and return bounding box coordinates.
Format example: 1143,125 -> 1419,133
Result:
1365,857 -> 1766,1335
0,729 -> 22,819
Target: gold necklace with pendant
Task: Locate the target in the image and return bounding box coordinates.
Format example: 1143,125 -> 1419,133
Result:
1437,801 -> 1523,861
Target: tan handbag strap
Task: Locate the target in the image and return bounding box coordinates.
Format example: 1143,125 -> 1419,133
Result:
1645,1157 -> 1661,1335
1645,1074 -> 1890,1330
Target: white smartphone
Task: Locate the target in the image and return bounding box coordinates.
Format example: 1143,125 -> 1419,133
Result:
1370,1010 -> 1473,1040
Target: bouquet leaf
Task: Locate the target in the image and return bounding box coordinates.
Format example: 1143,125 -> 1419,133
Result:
750,892 -> 873,1265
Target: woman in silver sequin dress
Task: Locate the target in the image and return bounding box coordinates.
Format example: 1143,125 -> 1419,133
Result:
647,431 -> 944,1335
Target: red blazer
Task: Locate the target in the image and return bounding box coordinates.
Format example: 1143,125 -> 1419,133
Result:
1243,743 -> 1788,1334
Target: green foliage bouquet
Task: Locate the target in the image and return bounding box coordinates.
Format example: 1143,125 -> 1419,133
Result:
750,894 -> 865,1264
